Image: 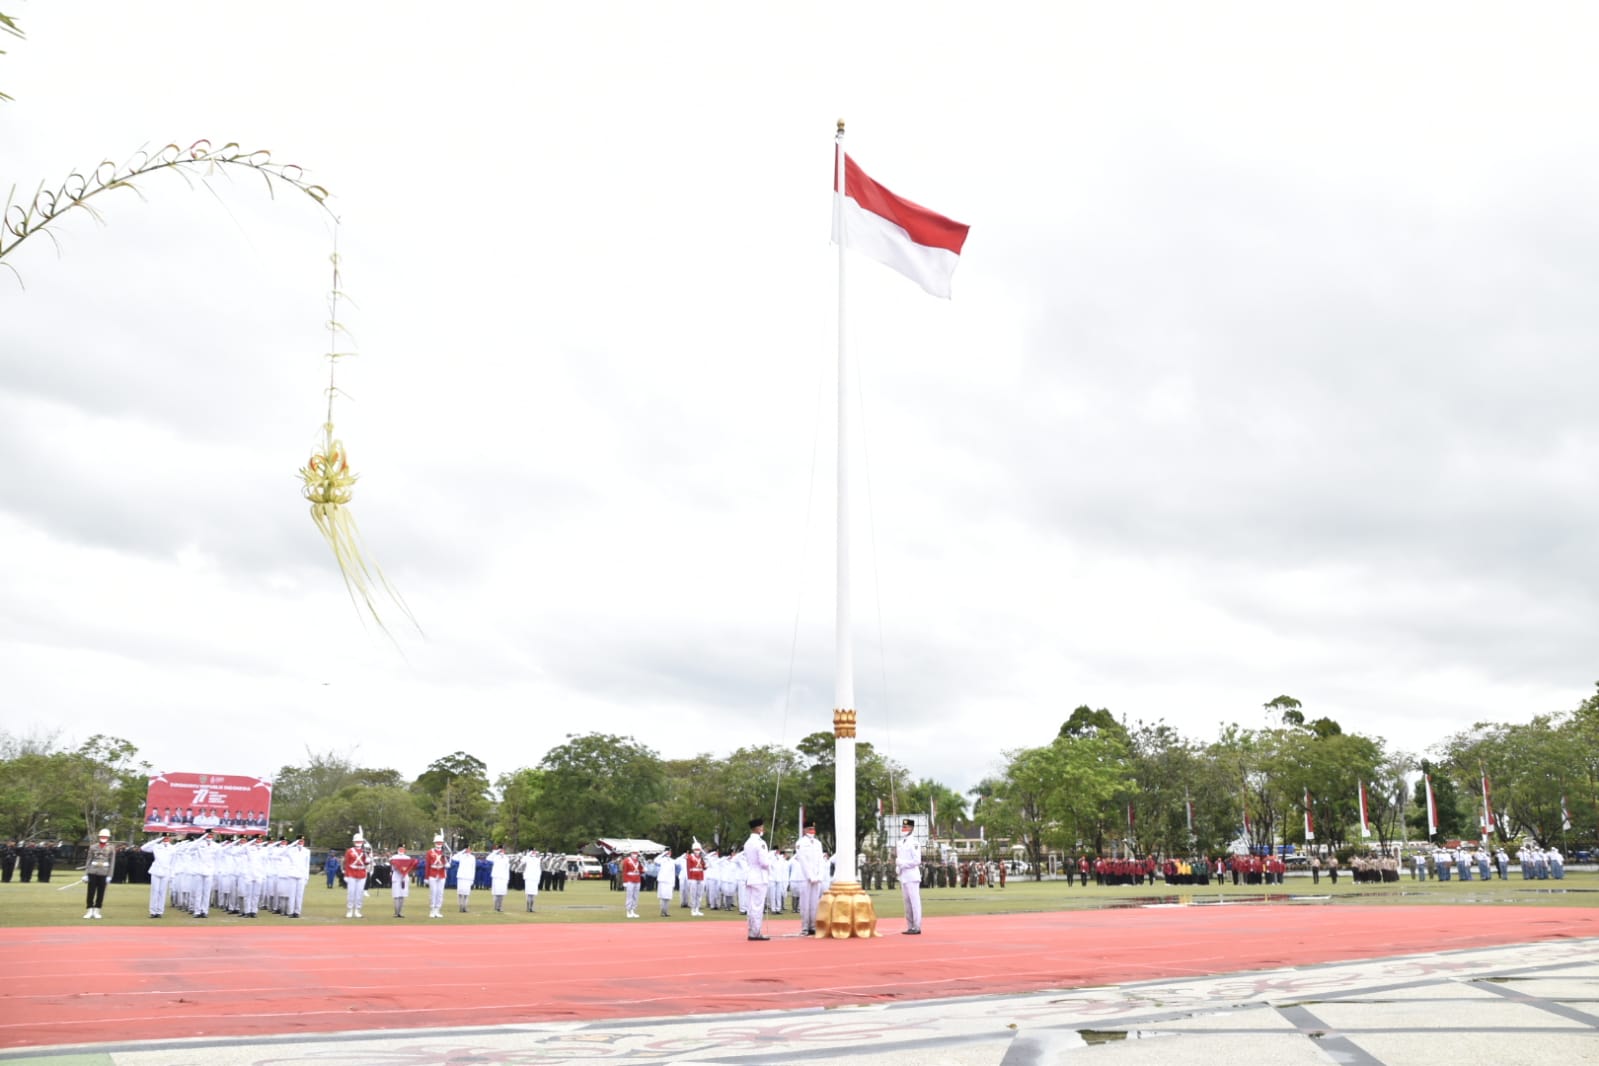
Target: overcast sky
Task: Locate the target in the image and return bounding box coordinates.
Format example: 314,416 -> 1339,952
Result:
3,4 -> 1596,805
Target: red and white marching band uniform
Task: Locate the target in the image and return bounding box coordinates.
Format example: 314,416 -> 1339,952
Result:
426,838 -> 449,918
684,847 -> 706,916
342,833 -> 369,918
621,853 -> 643,918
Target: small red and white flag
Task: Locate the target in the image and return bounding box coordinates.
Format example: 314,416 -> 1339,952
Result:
1425,774 -> 1438,837
1480,770 -> 1494,834
1561,795 -> 1572,832
1358,780 -> 1372,838
834,152 -> 970,298
1303,789 -> 1315,841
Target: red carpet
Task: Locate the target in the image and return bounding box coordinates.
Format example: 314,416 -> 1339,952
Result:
0,906 -> 1593,1049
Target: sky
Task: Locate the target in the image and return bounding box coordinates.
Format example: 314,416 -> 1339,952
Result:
3,3 -> 1597,807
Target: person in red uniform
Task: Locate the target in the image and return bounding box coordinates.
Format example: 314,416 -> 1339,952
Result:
684,843 -> 707,916
621,850 -> 643,918
388,844 -> 418,918
425,834 -> 449,919
342,829 -> 369,918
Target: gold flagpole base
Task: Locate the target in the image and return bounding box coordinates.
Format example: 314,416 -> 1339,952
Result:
816,880 -> 881,938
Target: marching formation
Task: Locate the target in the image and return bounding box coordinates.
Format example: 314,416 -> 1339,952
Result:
137,831 -> 311,918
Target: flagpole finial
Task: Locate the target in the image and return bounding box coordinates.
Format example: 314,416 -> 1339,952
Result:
837,118 -> 846,133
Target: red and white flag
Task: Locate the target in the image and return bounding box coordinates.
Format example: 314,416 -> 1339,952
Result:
1127,802 -> 1136,834
834,152 -> 970,298
1185,791 -> 1194,836
1303,788 -> 1315,841
1425,774 -> 1438,837
1480,770 -> 1494,834
1560,794 -> 1572,832
1358,780 -> 1372,838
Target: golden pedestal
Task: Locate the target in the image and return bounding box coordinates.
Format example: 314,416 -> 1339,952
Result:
816,879 -> 880,938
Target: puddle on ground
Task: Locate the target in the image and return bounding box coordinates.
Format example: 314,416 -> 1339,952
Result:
1075,1029 -> 1174,1045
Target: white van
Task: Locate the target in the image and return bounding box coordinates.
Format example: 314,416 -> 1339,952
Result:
565,854 -> 604,880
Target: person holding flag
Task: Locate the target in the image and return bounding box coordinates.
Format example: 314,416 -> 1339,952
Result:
388,844 -> 418,918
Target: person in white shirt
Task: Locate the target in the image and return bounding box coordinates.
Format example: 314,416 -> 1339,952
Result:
522,848 -> 541,912
453,847 -> 476,912
655,847 -> 677,916
488,845 -> 511,912
742,818 -> 772,940
141,834 -> 175,918
895,818 -> 923,935
767,849 -> 790,915
793,820 -> 827,936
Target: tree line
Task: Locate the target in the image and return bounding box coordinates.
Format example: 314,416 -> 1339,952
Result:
3,685 -> 1594,861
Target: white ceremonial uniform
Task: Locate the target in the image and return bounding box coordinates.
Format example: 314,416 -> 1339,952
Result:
767,852 -> 789,914
896,830 -> 923,934
286,840 -> 310,917
489,849 -> 511,911
743,831 -> 772,939
192,836 -> 217,917
141,837 -> 174,917
656,852 -> 677,916
523,850 -> 540,911
794,832 -> 826,935
453,850 -> 476,911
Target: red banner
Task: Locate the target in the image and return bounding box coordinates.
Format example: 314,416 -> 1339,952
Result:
142,771 -> 273,835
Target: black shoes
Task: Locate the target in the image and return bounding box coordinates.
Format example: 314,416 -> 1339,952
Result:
904,929 -> 921,935
748,935 -> 770,941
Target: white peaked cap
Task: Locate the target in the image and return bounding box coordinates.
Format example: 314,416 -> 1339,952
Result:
353,824 -> 365,843
97,828 -> 110,838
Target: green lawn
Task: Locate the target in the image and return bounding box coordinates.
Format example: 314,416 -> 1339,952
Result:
0,871 -> 1592,928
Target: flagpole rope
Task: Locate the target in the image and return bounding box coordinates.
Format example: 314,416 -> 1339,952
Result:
853,328 -> 900,825
768,292 -> 831,836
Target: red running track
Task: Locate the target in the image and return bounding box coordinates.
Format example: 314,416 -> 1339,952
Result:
0,905 -> 1594,1050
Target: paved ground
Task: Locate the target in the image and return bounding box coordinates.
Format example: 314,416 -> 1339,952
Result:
2,935 -> 1593,1065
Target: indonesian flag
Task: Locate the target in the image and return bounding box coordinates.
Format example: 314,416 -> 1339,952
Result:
1561,795 -> 1572,832
834,151 -> 970,298
1242,792 -> 1251,837
1303,789 -> 1315,841
798,803 -> 805,840
1185,792 -> 1194,835
1425,774 -> 1438,837
1358,781 -> 1372,838
1127,802 -> 1136,834
930,795 -> 937,837
1481,770 -> 1494,833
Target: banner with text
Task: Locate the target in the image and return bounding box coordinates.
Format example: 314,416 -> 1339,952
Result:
142,772 -> 273,835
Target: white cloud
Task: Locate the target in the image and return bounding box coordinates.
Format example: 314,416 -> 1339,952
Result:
2,3 -> 1596,806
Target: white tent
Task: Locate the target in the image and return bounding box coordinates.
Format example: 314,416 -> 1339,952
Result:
591,837 -> 668,857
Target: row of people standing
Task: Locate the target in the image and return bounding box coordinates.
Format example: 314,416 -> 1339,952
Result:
0,841 -> 65,882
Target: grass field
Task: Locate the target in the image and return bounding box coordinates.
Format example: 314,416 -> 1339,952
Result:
0,870 -> 1592,928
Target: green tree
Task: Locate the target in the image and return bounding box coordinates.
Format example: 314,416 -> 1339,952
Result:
530,734 -> 666,848
306,785 -> 430,851
793,731 -> 908,859
493,767 -> 545,850
412,752 -> 493,848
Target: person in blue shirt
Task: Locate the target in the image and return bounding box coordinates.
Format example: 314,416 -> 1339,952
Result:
324,850 -> 339,889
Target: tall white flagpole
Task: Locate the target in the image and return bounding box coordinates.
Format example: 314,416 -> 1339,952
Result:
819,118 -> 875,938
833,117 -> 858,893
